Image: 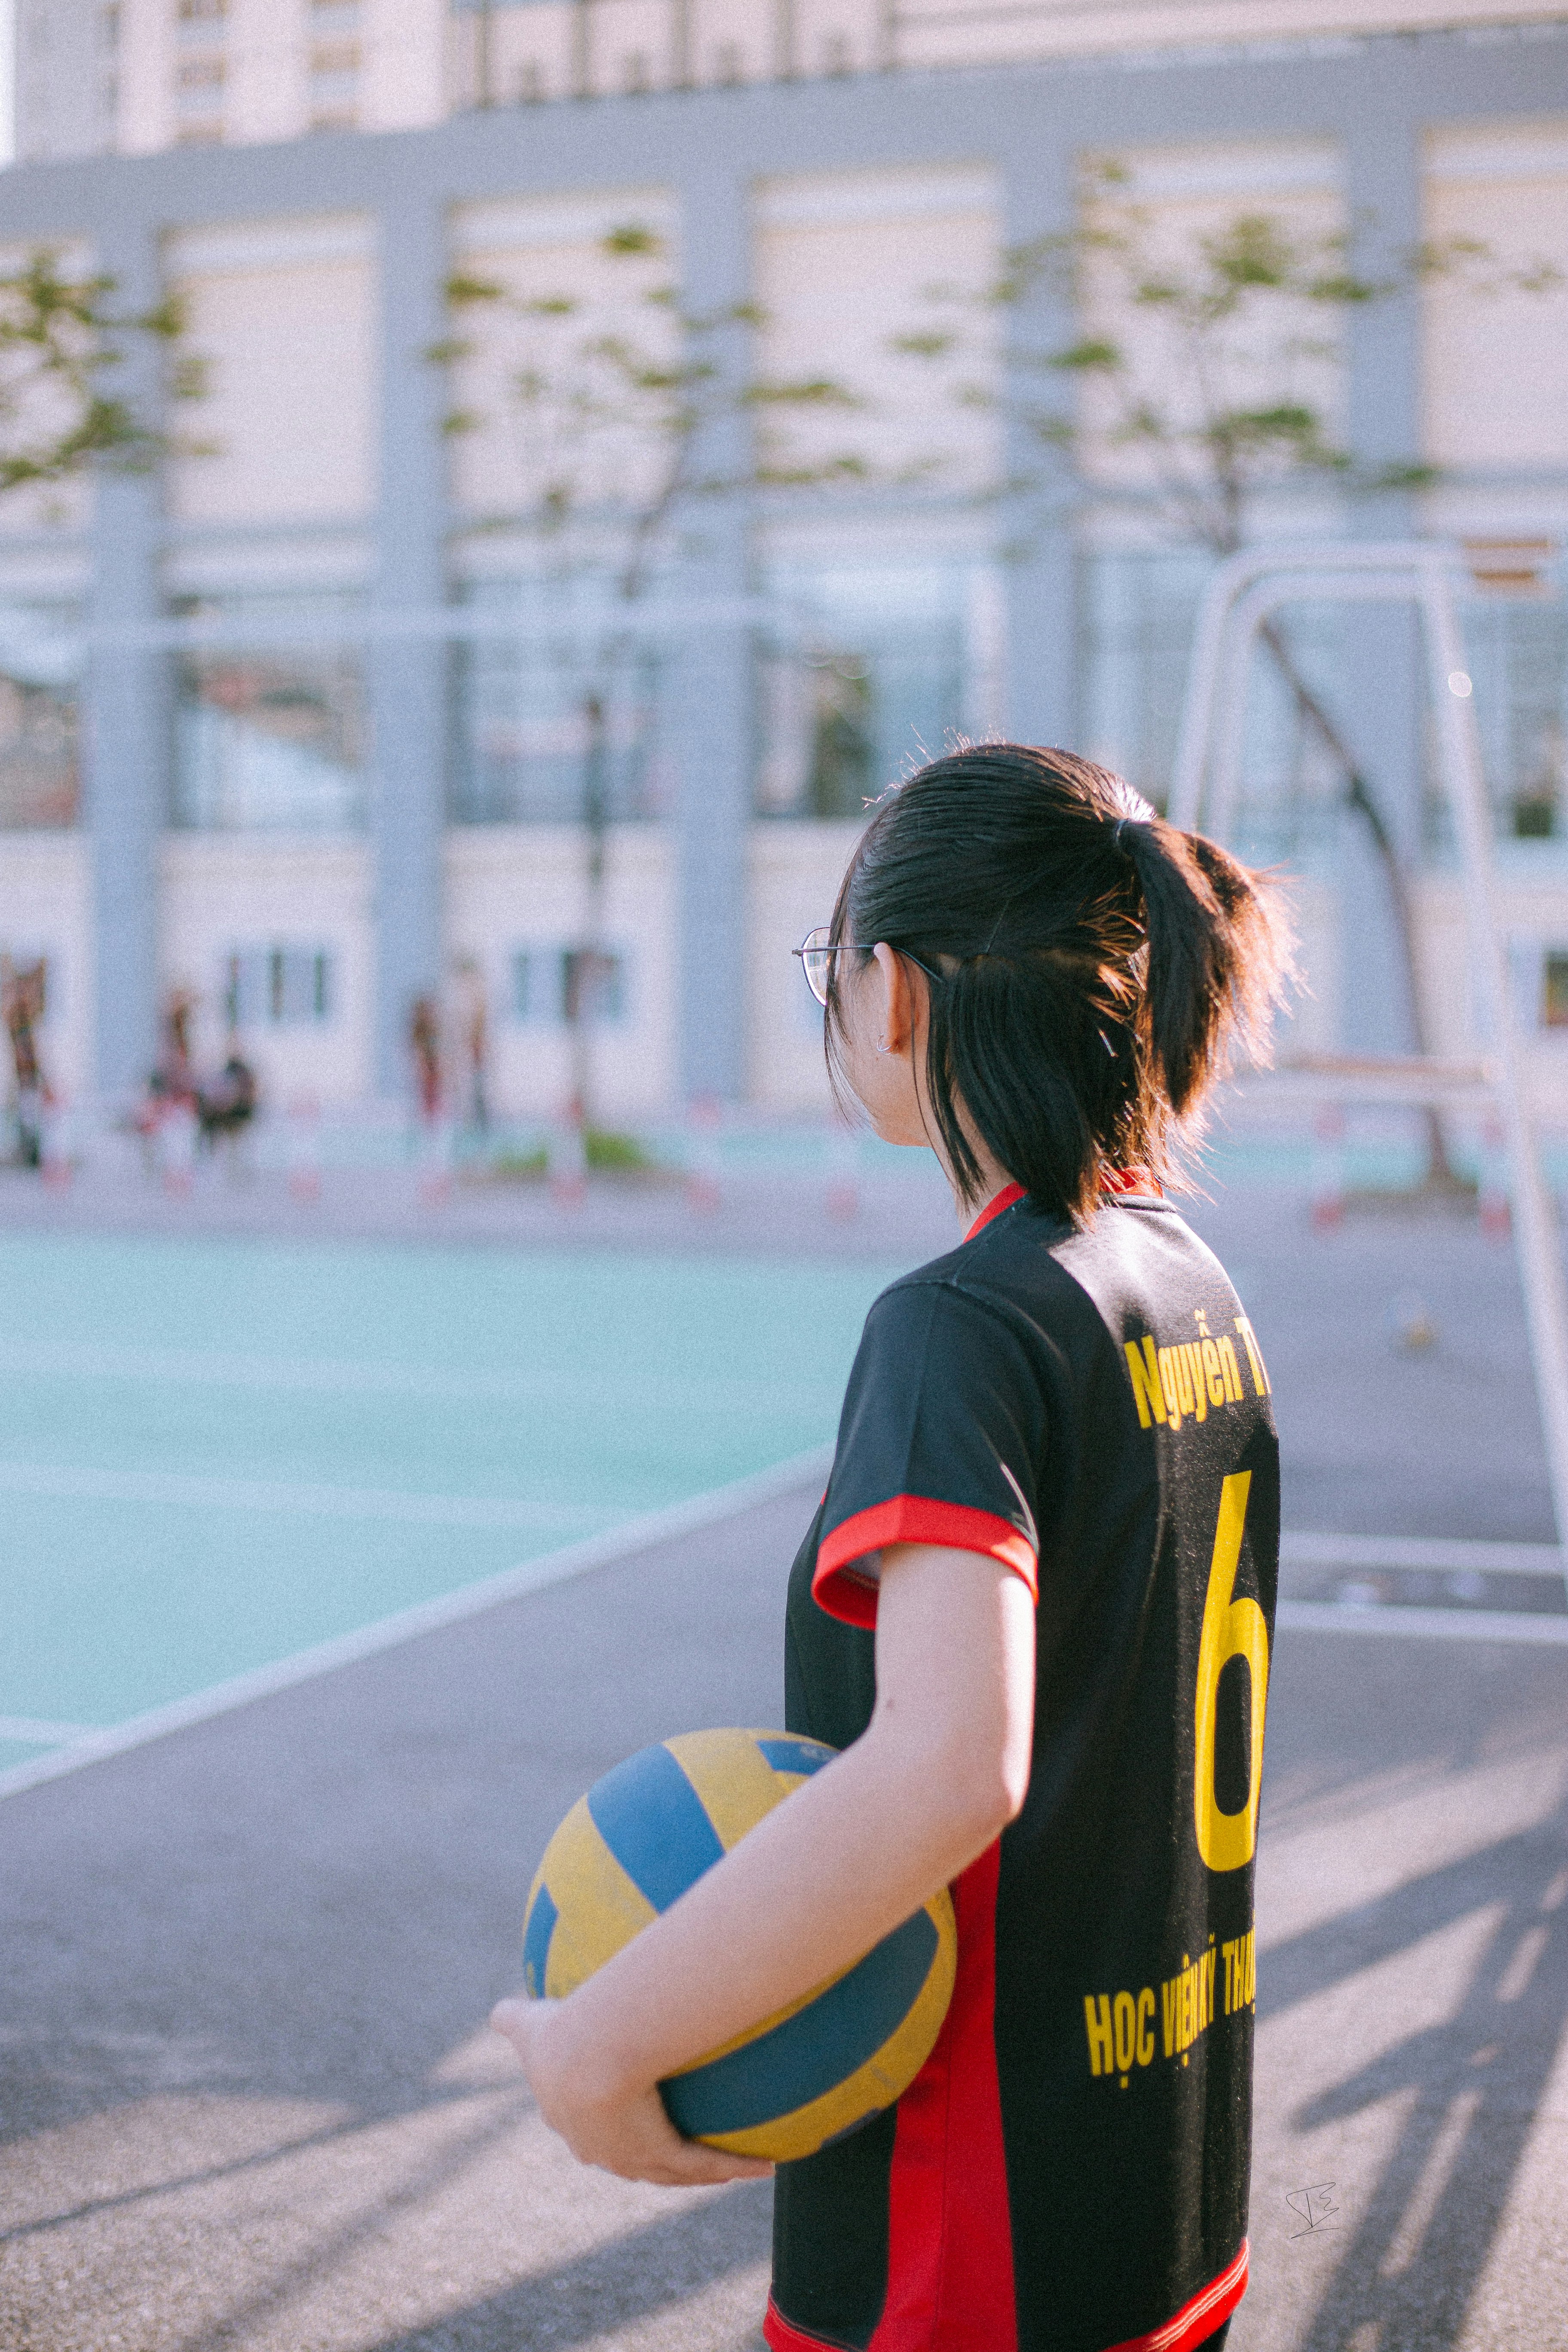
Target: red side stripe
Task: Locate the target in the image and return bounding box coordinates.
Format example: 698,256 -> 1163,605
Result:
868,1839 -> 1017,2352
1101,2244 -> 1250,2352
813,1497 -> 1039,1628
763,2297 -> 847,2352
765,2243 -> 1246,2352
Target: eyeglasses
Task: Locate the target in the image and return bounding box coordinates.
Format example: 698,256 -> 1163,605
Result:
792,927 -> 940,1008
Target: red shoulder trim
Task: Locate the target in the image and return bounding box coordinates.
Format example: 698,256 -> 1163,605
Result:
814,1496 -> 1038,1628
1102,2244 -> 1249,2352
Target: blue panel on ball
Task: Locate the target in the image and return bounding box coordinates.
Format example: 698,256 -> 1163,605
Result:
587,1741 -> 726,1913
522,1882 -> 558,1999
661,1907 -> 940,2139
756,1737 -> 835,1778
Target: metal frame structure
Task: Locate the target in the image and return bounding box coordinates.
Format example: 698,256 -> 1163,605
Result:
1170,541 -> 1568,1599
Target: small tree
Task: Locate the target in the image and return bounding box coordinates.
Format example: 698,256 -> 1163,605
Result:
0,247 -> 195,499
897,169 -> 1562,1183
438,226 -> 864,1125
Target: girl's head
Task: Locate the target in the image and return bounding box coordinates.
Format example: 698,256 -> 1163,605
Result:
824,742 -> 1291,1220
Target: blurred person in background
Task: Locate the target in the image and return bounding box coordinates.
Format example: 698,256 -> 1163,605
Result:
2,955 -> 50,1169
409,993 -> 444,1128
198,1045 -> 259,1154
448,956 -> 490,1136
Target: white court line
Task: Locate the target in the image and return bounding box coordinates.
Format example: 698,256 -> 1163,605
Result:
0,1716 -> 100,1745
1277,1600 -> 1568,1646
0,1460 -> 609,1532
0,1339 -> 834,1418
1282,1531 -> 1565,1580
0,1443 -> 835,1804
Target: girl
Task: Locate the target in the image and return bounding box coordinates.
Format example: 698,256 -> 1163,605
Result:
493,743 -> 1288,2352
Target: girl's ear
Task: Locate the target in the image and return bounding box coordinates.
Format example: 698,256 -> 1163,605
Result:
870,943 -> 918,1058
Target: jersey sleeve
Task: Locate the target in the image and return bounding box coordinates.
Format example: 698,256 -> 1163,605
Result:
814,1279 -> 1045,1629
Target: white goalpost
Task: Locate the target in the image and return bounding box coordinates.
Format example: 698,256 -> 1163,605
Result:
1169,539 -> 1568,1608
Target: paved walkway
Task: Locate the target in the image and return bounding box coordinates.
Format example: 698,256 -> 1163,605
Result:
3,1467 -> 1565,2352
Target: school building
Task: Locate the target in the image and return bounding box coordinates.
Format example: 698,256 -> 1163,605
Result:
1,0 -> 1567,1121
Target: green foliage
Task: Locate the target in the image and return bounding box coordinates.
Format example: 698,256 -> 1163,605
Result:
484,1129 -> 662,1179
444,272 -> 507,307
585,1126 -> 658,1171
0,248 -> 201,496
887,161 -> 1562,558
741,376 -> 862,408
1047,337 -> 1120,372
603,224 -> 664,257
428,216 -> 868,594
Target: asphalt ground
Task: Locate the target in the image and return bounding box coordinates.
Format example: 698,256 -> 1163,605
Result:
1,1471 -> 1564,2352
2,1176 -> 1566,2350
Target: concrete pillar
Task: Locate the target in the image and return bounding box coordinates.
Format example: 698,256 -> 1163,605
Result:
369,185 -> 449,1100
672,163 -> 752,1104
85,214 -> 164,1100
998,138 -> 1077,751
1340,110 -> 1427,1054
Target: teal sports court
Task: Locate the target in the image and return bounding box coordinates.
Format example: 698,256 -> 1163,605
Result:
0,1234 -> 902,1782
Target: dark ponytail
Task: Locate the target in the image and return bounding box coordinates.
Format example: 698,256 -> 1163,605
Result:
824,743 -> 1292,1221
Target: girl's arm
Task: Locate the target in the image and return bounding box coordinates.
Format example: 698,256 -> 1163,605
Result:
491,1540 -> 1038,2184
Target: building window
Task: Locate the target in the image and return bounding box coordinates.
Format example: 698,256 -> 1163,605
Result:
756,567 -> 970,819
224,945 -> 335,1029
309,9 -> 360,128
176,56 -> 224,91
1461,585 -> 1568,842
177,0 -> 226,20
0,607 -> 80,830
449,581 -> 666,825
511,946 -> 628,1026
171,594 -> 365,833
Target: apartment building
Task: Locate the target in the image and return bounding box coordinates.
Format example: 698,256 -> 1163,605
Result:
0,3 -> 1566,1120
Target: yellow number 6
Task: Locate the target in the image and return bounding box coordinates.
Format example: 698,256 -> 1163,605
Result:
1194,1471 -> 1270,1873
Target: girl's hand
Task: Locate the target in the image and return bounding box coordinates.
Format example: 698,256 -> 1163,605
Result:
490,1996 -> 773,2186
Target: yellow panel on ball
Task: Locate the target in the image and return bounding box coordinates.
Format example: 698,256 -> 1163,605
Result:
518,1728 -> 959,2161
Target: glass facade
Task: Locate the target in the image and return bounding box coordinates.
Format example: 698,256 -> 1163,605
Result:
755,566 -> 971,818
224,943 -> 335,1026
1080,549 -> 1348,865
511,945 -> 628,1026
0,605 -> 80,829
448,579 -> 667,826
170,592 -> 365,831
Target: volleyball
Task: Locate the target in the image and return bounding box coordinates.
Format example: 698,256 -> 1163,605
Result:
521,1727 -> 958,2162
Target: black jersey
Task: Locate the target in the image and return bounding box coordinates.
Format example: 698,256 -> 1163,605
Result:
766,1182 -> 1279,2352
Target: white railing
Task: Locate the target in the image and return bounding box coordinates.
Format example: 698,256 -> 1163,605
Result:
1173,539 -> 1568,1608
